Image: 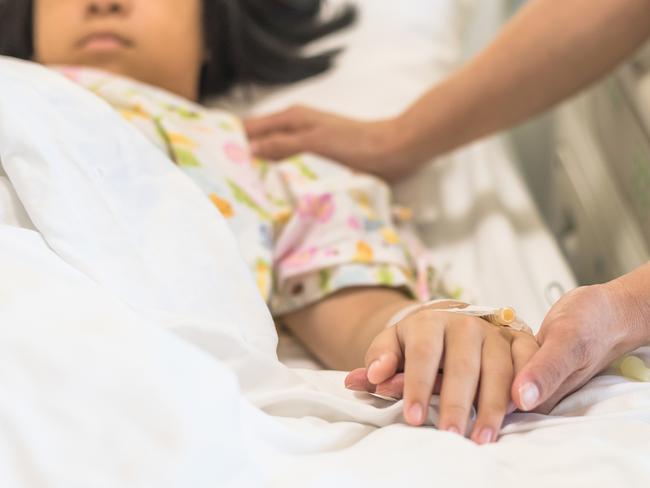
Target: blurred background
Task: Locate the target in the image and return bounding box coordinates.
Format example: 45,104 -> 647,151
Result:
469,0 -> 650,286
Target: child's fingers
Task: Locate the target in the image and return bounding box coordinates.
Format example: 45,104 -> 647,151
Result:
470,332 -> 513,444
375,372 -> 444,399
401,313 -> 445,426
374,374 -> 405,399
511,332 -> 540,379
438,318 -> 483,435
344,368 -> 375,392
345,371 -> 445,401
364,327 -> 403,385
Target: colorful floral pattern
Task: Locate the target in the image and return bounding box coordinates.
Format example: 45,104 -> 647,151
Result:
58,67 -> 436,314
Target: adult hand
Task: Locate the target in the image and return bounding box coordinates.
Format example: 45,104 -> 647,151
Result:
348,305 -> 539,444
348,282 -> 650,420
511,282 -> 648,413
244,106 -> 419,181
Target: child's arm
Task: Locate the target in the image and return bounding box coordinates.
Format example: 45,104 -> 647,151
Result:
281,287 -> 539,444
281,287 -> 408,370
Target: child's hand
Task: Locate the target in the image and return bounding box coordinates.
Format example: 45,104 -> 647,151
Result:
345,309 -> 539,444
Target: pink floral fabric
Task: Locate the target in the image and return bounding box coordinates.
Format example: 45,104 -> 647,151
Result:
57,67 -> 433,315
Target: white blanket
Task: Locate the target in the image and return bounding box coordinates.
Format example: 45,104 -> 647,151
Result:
1,57 -> 650,487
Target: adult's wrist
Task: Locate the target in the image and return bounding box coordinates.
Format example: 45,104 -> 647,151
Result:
394,75 -> 480,166
604,273 -> 650,351
392,110 -> 441,168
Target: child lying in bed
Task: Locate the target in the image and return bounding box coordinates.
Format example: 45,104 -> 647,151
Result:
0,0 -> 539,444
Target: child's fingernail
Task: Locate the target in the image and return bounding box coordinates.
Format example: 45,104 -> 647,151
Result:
367,360 -> 381,381
407,403 -> 424,425
445,426 -> 460,435
478,428 -> 494,445
367,354 -> 390,382
518,382 -> 540,411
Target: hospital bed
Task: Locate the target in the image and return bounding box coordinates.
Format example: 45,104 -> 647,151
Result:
0,1 -> 649,487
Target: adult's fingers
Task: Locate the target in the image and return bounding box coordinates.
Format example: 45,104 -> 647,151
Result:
437,318 -> 483,435
534,368 -> 593,414
401,313 -> 445,426
249,132 -> 316,161
511,334 -> 584,412
470,332 -> 513,444
244,106 -> 316,138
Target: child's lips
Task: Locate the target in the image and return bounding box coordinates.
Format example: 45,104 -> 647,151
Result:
77,32 -> 133,51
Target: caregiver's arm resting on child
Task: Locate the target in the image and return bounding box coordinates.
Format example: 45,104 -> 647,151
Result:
282,287 -> 539,443
246,0 -> 650,180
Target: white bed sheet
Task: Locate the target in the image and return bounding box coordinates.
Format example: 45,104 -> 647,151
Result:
0,1 -> 648,486
1,54 -> 650,488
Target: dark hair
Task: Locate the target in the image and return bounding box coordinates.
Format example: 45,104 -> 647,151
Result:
0,0 -> 356,98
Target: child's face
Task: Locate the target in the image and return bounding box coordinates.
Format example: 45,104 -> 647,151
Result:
33,0 -> 205,100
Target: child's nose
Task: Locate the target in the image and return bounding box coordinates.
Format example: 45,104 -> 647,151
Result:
86,0 -> 132,17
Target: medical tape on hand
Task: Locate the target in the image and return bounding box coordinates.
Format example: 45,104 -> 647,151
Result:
386,299 -> 532,333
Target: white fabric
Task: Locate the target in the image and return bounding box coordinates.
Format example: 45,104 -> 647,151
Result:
1,54 -> 650,488
0,0 -> 649,484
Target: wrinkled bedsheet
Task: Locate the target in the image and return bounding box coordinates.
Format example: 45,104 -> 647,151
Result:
1,56 -> 649,488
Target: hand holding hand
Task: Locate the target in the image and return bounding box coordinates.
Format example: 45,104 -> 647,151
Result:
347,305 -> 539,444
511,283 -> 648,413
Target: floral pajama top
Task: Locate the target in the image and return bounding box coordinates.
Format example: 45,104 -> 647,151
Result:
56,67 -> 438,316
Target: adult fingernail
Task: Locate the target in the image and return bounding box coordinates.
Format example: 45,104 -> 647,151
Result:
478,428 -> 494,445
407,403 -> 424,425
519,382 -> 540,411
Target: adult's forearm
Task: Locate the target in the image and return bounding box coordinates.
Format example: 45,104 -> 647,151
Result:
608,262 -> 650,348
399,0 -> 650,162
